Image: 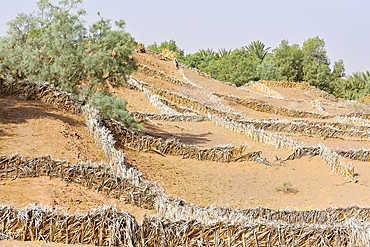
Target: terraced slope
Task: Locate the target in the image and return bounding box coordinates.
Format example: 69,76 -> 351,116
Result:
2,47 -> 370,246
112,49 -> 370,210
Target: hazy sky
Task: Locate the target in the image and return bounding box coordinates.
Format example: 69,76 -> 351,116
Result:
1,0 -> 369,75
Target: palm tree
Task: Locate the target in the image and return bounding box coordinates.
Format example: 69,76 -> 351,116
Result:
216,48 -> 231,58
197,48 -> 215,58
338,71 -> 370,99
243,40 -> 271,61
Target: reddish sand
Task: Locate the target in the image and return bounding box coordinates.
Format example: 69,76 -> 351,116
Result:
2,50 -> 370,246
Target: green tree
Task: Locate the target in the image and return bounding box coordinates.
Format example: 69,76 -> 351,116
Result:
257,54 -> 277,81
273,39 -> 304,82
204,49 -> 260,86
0,0 -> 136,93
302,36 -> 331,91
331,59 -> 345,80
0,0 -> 138,127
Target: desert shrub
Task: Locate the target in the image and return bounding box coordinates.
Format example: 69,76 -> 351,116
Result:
0,0 -> 139,128
87,91 -> 134,127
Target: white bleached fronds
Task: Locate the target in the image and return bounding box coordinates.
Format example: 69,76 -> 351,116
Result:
312,100 -> 326,113
145,91 -> 177,115
177,68 -> 198,88
249,81 -> 287,100
128,111 -> 208,122
347,219 -> 370,246
337,116 -> 370,128
82,104 -> 146,184
209,114 -> 302,151
178,67 -> 239,116
178,67 -> 244,118
318,143 -> 356,181
139,63 -> 243,118
84,105 -> 124,172
127,77 -> 187,115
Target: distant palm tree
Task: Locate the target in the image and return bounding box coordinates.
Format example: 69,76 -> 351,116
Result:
243,40 -> 271,61
336,71 -> 370,99
349,71 -> 370,99
215,48 -> 231,58
197,48 -> 215,58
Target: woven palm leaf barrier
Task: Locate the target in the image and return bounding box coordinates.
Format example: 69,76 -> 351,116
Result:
312,99 -> 326,112
126,77 -> 197,115
138,63 -> 198,90
150,92 -> 196,115
137,65 -> 244,118
127,78 -> 242,120
241,83 -> 345,108
209,115 -> 356,181
337,116 -> 370,127
0,205 -> 140,245
175,65 -> 245,118
177,66 -> 201,88
103,117 -> 270,165
256,80 -> 342,102
157,200 -> 370,225
0,154 -> 160,209
2,205 -> 370,247
177,61 -> 240,90
262,117 -> 370,133
346,112 -> 370,120
143,87 -> 179,115
0,79 -> 83,116
248,81 -> 287,100
316,145 -> 355,181
284,145 -> 370,163
128,111 -> 209,122
335,149 -> 370,162
283,145 -> 357,181
139,216 -> 368,247
213,92 -> 333,119
130,77 -> 197,115
238,118 -> 370,140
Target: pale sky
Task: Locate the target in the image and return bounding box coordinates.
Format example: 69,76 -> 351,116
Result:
1,0 -> 369,75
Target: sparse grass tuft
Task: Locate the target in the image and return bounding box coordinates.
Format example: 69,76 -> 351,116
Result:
276,181 -> 298,194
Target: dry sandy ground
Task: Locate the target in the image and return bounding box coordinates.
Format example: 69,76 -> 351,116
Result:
2,52 -> 370,246
124,148 -> 370,210
0,96 -> 104,164
122,52 -> 370,210
0,96 -> 151,246
0,96 -> 152,218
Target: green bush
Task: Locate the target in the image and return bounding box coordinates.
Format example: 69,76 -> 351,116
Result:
87,91 -> 134,127
0,0 -> 139,129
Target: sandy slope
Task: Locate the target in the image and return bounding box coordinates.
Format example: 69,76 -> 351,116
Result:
2,50 -> 370,245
